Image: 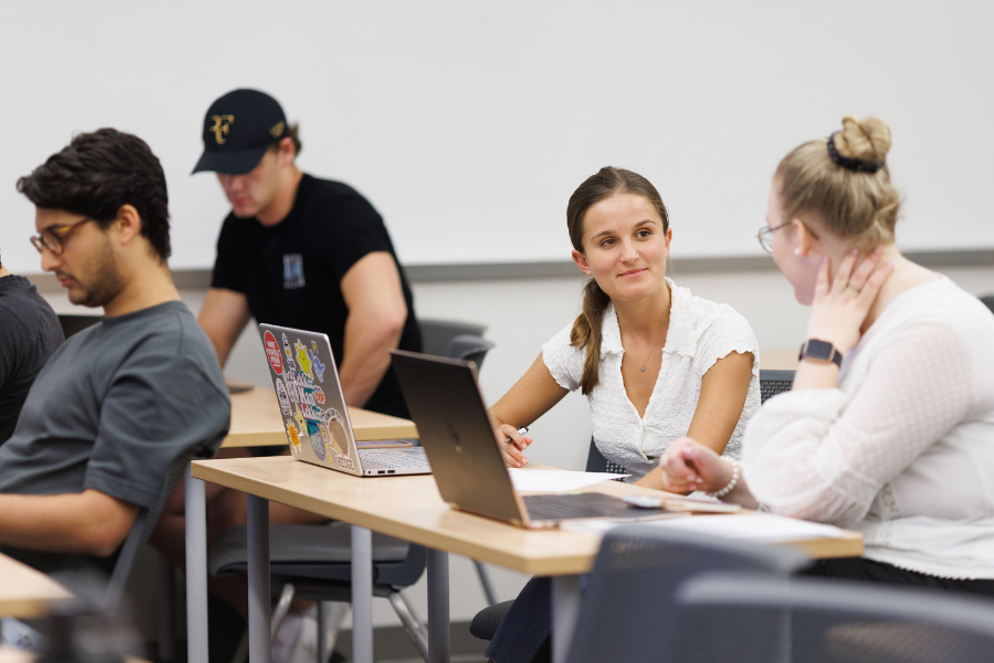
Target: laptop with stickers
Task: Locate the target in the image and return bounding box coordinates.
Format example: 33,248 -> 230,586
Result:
259,323 -> 431,477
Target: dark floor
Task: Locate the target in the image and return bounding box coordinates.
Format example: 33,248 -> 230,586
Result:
155,620 -> 488,663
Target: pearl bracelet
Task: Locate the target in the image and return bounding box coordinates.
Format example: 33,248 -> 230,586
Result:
706,459 -> 739,499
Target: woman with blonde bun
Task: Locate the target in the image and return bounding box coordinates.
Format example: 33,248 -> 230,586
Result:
660,116 -> 994,596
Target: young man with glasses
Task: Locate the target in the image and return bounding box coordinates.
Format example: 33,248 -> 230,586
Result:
0,128 -> 230,594
0,253 -> 63,445
193,89 -> 422,419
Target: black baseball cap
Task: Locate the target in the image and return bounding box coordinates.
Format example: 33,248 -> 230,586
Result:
192,89 -> 289,175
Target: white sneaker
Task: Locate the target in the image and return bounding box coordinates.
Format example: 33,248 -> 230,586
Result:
285,603 -> 350,663
271,610 -> 307,663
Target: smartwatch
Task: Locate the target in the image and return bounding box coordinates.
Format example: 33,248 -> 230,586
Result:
799,339 -> 843,367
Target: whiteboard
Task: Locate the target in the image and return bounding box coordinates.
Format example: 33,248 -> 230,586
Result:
2,0 -> 992,275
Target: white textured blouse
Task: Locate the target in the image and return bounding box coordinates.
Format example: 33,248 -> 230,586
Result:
543,279 -> 760,480
743,277 -> 994,579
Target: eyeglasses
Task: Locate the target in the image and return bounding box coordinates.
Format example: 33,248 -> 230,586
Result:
756,222 -> 790,254
757,220 -> 820,254
29,217 -> 96,255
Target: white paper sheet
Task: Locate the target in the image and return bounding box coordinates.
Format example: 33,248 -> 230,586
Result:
561,512 -> 846,541
507,468 -> 630,492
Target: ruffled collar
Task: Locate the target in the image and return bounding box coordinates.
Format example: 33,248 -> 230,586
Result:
599,278 -> 704,359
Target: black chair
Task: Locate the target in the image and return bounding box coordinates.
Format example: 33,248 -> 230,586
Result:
563,524 -> 805,663
759,368 -> 795,402
418,318 -> 487,356
980,295 -> 994,315
56,313 -> 102,339
675,572 -> 994,662
211,522 -> 430,662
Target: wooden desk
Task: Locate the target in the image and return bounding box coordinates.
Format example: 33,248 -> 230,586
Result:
185,388 -> 419,663
190,456 -> 862,663
0,553 -> 71,619
223,387 -> 418,448
0,648 -> 149,663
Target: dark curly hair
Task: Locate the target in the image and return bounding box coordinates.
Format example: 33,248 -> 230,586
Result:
17,128 -> 171,261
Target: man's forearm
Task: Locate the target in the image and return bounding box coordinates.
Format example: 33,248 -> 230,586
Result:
0,490 -> 138,557
338,323 -> 404,408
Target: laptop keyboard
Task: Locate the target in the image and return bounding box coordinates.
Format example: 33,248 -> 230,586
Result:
523,493 -> 647,521
359,448 -> 430,469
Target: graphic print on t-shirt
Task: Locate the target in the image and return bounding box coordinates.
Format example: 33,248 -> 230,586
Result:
283,253 -> 305,290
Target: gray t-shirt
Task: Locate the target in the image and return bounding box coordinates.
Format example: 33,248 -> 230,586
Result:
0,274 -> 64,444
0,300 -> 229,534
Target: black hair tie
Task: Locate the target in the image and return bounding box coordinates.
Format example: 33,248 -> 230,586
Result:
827,132 -> 885,173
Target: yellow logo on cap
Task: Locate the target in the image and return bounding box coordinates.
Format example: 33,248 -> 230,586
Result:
209,114 -> 234,144
270,121 -> 286,138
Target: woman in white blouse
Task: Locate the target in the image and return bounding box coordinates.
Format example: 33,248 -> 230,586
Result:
660,116 -> 994,596
489,166 -> 760,486
485,167 -> 761,663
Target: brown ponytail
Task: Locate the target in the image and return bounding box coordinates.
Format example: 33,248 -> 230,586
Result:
566,167 -> 669,395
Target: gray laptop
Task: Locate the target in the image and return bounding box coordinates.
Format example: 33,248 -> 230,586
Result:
259,323 -> 431,477
390,350 -> 675,528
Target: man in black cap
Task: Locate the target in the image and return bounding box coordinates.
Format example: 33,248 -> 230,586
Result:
194,88 -> 421,419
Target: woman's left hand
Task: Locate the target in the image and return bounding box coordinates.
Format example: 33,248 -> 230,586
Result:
806,247 -> 895,354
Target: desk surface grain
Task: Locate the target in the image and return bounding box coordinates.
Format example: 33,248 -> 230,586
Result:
223,387 -> 419,448
191,456 -> 862,575
0,554 -> 72,618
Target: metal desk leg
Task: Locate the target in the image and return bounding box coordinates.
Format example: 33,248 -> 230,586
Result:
551,575 -> 582,663
184,465 -> 208,663
247,495 -> 271,663
351,526 -> 373,663
427,548 -> 450,663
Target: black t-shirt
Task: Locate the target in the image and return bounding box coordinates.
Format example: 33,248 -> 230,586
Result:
0,275 -> 64,444
211,174 -> 421,418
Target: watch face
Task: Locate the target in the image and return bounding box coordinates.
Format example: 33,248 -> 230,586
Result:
805,339 -> 834,361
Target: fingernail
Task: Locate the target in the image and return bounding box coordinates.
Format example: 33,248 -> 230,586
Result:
822,256 -> 830,263
851,249 -> 859,255
887,260 -> 895,267
875,247 -> 883,254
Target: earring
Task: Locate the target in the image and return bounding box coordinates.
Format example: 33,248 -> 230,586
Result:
794,248 -> 800,256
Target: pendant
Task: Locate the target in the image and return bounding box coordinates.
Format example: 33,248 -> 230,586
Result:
639,365 -> 646,372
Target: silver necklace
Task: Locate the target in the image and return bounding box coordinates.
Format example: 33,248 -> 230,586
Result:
631,345 -> 656,372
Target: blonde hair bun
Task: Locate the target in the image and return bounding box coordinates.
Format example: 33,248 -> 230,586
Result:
834,116 -> 892,165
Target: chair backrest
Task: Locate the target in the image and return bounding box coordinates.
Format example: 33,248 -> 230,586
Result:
584,437 -> 627,475
57,314 -> 102,339
445,334 -> 495,369
760,369 -> 795,403
102,448 -> 200,610
980,295 -> 994,315
418,318 -> 487,356
676,573 -> 994,663
565,524 -> 806,663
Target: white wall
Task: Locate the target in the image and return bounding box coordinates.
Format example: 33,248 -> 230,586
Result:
3,1 -> 993,272
40,263 -> 994,626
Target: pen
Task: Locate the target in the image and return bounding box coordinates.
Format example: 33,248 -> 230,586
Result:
505,426 -> 529,446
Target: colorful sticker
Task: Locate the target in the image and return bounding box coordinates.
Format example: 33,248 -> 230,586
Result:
323,408 -> 350,457
314,387 -> 325,404
295,340 -> 313,378
286,421 -> 300,451
307,420 -> 326,459
275,377 -> 292,415
293,403 -> 306,432
283,333 -> 292,359
310,342 -> 326,383
264,331 -> 283,375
